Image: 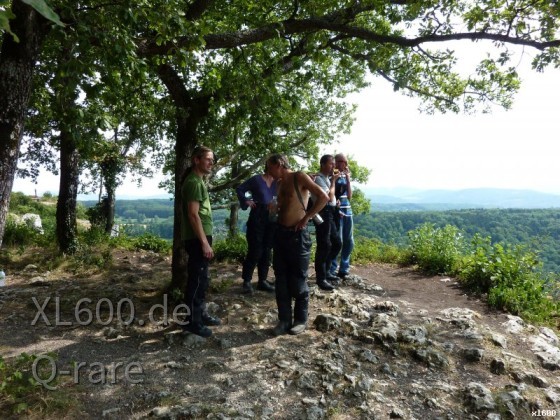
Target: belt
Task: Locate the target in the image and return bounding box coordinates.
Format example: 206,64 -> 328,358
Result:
276,224 -> 306,232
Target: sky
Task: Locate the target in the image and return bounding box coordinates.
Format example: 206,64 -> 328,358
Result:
336,61 -> 560,194
12,43 -> 560,198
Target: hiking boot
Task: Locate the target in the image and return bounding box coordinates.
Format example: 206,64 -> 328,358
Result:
317,279 -> 335,291
272,321 -> 291,336
337,272 -> 349,279
242,282 -> 254,294
182,323 -> 212,338
327,274 -> 341,284
256,280 -> 275,293
202,314 -> 221,326
289,322 -> 307,335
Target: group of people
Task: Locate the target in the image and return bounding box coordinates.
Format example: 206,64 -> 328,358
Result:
180,147 -> 354,338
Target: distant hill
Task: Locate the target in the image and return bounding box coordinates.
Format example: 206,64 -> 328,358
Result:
363,187 -> 560,210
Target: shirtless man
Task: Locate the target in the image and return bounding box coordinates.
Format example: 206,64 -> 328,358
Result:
266,153 -> 329,335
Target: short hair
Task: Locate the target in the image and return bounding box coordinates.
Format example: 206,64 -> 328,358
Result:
191,145 -> 214,165
320,154 -> 333,166
334,153 -> 347,162
267,153 -> 290,169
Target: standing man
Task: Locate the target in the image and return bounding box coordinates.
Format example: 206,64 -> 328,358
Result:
266,153 -> 328,336
312,155 -> 342,291
236,164 -> 277,294
329,153 -> 354,279
181,146 -> 221,338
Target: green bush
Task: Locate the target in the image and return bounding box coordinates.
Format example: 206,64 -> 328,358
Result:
353,236 -> 403,264
213,234 -> 247,263
80,226 -> 110,246
0,353 -> 59,414
133,233 -> 171,253
406,223 -> 465,275
2,219 -> 39,248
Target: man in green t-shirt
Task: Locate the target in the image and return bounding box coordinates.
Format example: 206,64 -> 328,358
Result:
181,146 -> 220,337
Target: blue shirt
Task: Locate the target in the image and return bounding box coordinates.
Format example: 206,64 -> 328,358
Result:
236,175 -> 277,210
335,176 -> 352,216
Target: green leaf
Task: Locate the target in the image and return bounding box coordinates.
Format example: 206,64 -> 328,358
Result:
21,0 -> 65,27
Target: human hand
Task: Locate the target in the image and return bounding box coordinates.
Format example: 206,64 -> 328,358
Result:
246,200 -> 256,209
202,242 -> 214,260
294,217 -> 308,231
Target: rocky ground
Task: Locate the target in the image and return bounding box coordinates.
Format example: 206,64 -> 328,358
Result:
0,250 -> 559,419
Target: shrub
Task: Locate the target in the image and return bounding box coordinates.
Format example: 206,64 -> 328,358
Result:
2,219 -> 39,248
0,352 -> 68,415
456,235 -> 559,323
406,223 -> 465,275
213,234 -> 247,263
353,236 -> 404,264
133,233 -> 171,253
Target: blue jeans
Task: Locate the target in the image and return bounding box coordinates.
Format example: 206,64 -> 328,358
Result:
330,214 -> 354,275
273,226 -> 312,324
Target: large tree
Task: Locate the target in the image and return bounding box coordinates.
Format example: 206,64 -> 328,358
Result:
1,0 -> 559,257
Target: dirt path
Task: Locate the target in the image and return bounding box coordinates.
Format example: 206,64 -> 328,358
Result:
0,253 -> 558,419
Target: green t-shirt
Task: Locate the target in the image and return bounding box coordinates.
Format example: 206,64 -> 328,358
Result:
181,172 -> 213,240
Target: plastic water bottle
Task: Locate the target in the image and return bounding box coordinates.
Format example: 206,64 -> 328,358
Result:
0,269 -> 5,287
268,196 -> 278,222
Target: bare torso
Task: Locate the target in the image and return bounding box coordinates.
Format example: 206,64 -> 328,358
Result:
277,172 -> 309,227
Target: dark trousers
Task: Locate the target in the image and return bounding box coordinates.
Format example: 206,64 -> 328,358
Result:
242,204 -> 275,283
314,206 -> 342,282
184,236 -> 212,327
273,226 -> 312,324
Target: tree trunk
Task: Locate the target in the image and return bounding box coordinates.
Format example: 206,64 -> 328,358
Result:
105,180 -> 116,235
170,112 -> 193,294
157,64 -> 211,293
0,3 -> 48,248
56,129 -> 79,253
227,161 -> 241,236
228,202 -> 239,236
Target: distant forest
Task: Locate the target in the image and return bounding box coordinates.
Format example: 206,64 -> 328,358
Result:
354,208 -> 560,273
86,200 -> 560,273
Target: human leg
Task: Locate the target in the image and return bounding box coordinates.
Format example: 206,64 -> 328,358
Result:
184,237 -> 212,337
288,229 -> 311,333
338,215 -> 354,275
241,210 -> 261,292
329,209 -> 343,275
314,211 -> 334,290
256,221 -> 275,292
326,210 -> 342,283
272,229 -> 292,335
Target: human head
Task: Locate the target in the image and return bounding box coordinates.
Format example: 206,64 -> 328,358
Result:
191,145 -> 215,175
266,153 -> 290,179
334,153 -> 348,171
319,154 -> 334,175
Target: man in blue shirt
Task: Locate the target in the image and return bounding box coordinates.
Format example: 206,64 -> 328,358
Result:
329,153 -> 354,278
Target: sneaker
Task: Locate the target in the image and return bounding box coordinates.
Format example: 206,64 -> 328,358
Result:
182,323 -> 212,338
256,280 -> 275,293
337,272 -> 349,279
316,280 -> 335,291
202,314 -> 221,326
242,282 -> 254,294
272,321 -> 291,336
289,322 -> 307,335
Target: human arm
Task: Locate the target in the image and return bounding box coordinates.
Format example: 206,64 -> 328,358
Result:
344,169 -> 352,200
187,200 -> 214,259
235,177 -> 256,210
329,172 -> 341,203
